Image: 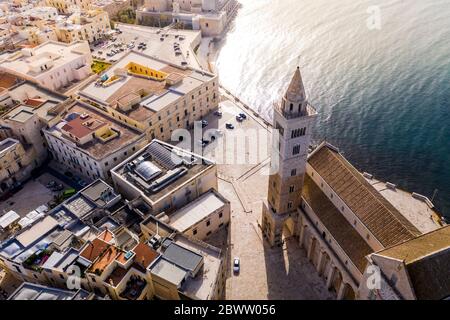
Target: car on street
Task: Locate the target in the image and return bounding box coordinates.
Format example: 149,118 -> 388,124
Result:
226,123 -> 234,129
239,113 -> 247,119
236,115 -> 244,122
46,180 -> 57,188
214,110 -> 222,116
201,120 -> 208,128
233,257 -> 240,274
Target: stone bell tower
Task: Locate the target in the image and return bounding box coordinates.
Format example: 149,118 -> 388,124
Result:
261,66 -> 317,246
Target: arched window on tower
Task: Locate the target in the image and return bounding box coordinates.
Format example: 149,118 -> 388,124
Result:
299,103 -> 302,112
290,103 -> 293,111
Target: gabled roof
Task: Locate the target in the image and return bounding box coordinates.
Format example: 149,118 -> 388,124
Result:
302,175 -> 373,272
376,226 -> 450,300
308,143 -> 421,248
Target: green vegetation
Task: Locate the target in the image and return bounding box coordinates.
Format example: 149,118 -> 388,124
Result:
63,188 -> 76,199
91,60 -> 111,74
115,8 -> 136,24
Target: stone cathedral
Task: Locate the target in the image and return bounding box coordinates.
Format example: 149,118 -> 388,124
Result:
261,66 -> 449,300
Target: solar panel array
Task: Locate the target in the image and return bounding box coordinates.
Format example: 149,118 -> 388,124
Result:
147,142 -> 182,170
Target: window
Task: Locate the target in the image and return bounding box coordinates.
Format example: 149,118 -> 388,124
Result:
193,229 -> 197,235
291,169 -> 296,176
219,212 -> 223,218
206,231 -> 212,236
287,201 -> 293,209
291,127 -> 306,138
289,185 -> 295,193
206,220 -> 211,227
59,274 -> 65,280
293,145 -> 301,155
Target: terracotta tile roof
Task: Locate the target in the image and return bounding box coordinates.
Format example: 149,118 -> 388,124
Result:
58,102 -> 143,159
0,72 -> 21,90
80,238 -> 110,262
302,175 -> 373,272
308,144 -> 421,247
132,243 -> 159,270
62,114 -> 107,139
376,226 -> 450,299
24,98 -> 45,107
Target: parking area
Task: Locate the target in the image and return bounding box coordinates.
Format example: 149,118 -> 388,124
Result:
91,23 -> 201,68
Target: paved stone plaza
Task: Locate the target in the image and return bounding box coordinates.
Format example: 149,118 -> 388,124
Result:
204,93 -> 335,299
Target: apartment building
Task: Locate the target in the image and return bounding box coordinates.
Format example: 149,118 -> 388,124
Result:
0,138 -> 33,191
91,0 -> 130,18
0,179 -> 122,286
0,40 -> 93,92
44,100 -> 147,181
111,139 -> 218,215
0,183 -> 226,300
56,10 -> 111,44
78,50 -> 219,141
0,76 -> 70,170
161,189 -> 230,240
8,282 -> 95,300
137,0 -> 239,37
45,0 -> 92,14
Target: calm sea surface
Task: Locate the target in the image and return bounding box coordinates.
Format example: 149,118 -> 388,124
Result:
215,0 -> 450,217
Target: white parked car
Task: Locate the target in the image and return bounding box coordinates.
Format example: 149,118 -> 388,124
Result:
233,257 -> 240,274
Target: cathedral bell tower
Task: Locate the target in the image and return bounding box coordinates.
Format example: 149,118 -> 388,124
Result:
261,66 -> 318,246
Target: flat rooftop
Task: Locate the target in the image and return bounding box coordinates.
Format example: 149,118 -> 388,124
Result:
171,235 -> 222,300
46,101 -> 144,160
0,138 -> 18,154
365,176 -> 443,233
2,80 -> 67,122
80,179 -> 121,208
80,50 -> 214,122
8,282 -> 90,300
150,256 -> 187,287
112,140 -> 214,204
114,23 -> 202,69
169,190 -> 226,232
0,41 -> 90,77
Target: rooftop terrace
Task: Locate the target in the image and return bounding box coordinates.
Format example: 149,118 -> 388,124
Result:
112,139 -> 214,204
46,101 -> 144,160
80,50 -> 214,122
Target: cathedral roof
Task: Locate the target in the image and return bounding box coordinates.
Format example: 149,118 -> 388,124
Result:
302,175 -> 373,272
307,143 -> 421,248
285,66 -> 305,102
375,226 -> 450,300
